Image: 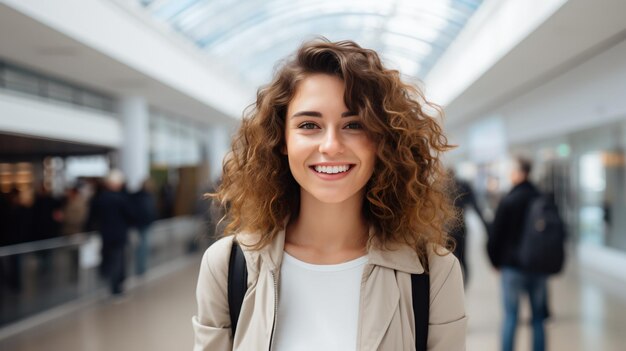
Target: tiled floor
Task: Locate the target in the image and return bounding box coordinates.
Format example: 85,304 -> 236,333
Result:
1,215 -> 626,351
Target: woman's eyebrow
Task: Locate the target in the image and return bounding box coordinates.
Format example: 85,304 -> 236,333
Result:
291,111 -> 357,118
291,111 -> 321,118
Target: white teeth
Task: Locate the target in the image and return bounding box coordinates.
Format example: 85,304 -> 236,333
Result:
314,165 -> 350,174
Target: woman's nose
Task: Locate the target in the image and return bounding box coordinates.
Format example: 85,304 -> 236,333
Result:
318,129 -> 344,156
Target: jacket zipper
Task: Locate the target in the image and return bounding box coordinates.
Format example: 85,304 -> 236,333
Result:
268,270 -> 278,351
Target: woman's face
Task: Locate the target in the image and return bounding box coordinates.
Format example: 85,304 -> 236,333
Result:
284,73 -> 377,204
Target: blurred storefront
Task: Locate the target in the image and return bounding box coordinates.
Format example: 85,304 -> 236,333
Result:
511,121 -> 626,253
0,59 -> 226,327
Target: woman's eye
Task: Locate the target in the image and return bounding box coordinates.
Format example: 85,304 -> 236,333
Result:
298,122 -> 318,129
345,122 -> 363,130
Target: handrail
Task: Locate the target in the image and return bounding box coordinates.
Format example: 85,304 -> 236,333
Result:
0,216 -> 199,258
0,233 -> 94,258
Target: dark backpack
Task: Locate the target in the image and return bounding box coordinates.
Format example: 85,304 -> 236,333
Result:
228,242 -> 429,351
518,195 -> 566,274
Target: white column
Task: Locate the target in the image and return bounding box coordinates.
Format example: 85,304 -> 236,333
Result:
118,96 -> 149,192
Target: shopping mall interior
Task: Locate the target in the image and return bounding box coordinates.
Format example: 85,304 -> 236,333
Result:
1,0 -> 626,350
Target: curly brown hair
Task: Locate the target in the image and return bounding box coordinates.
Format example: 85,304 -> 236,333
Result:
213,38 -> 456,266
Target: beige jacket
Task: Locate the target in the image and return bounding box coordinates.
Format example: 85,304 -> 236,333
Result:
192,229 -> 467,351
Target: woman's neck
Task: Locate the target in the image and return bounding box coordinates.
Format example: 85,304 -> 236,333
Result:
285,190 -> 369,263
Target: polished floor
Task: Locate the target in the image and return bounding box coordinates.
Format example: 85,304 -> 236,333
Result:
1,215 -> 626,351
0,260 -> 198,351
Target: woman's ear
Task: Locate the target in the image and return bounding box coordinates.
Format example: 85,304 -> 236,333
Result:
281,144 -> 288,155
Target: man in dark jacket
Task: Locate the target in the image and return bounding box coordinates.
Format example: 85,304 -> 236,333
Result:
488,157 -> 545,351
87,170 -> 135,296
131,179 -> 157,276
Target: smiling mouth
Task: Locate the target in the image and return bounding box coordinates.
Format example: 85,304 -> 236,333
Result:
310,164 -> 354,174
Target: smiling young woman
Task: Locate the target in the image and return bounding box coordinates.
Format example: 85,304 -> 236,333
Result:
192,38 -> 466,351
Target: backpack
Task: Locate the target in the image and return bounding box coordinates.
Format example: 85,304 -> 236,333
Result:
228,242 -> 429,351
518,195 -> 566,275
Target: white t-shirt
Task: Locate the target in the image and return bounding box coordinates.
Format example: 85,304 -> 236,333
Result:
272,252 -> 368,351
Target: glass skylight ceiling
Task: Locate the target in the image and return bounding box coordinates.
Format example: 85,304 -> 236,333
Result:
136,0 -> 483,87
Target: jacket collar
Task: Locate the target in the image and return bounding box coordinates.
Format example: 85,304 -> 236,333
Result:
511,180 -> 536,193
237,223 -> 424,274
367,236 -> 425,274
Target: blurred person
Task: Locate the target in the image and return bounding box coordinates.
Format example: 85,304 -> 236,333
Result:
0,188 -> 32,291
0,191 -> 9,246
61,185 -> 89,235
448,168 -> 487,285
131,178 -> 157,276
86,170 -> 135,296
484,174 -> 502,221
1,189 -> 25,246
31,183 -> 64,274
197,177 -> 224,240
31,182 -> 64,241
487,157 -> 546,351
159,178 -> 175,219
193,39 -> 466,351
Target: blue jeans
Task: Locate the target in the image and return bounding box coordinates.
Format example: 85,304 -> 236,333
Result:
501,267 -> 547,351
135,226 -> 150,276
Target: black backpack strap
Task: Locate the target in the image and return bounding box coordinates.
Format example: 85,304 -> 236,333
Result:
228,240 -> 248,337
412,272 -> 430,351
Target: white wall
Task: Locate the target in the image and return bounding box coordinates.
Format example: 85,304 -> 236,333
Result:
502,40 -> 626,145
0,91 -> 122,147
451,37 -> 626,148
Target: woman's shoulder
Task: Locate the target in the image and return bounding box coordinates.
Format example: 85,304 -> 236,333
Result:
200,233 -> 263,276
200,236 -> 236,278
426,245 -> 463,295
420,247 -> 467,347
426,245 -> 457,270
